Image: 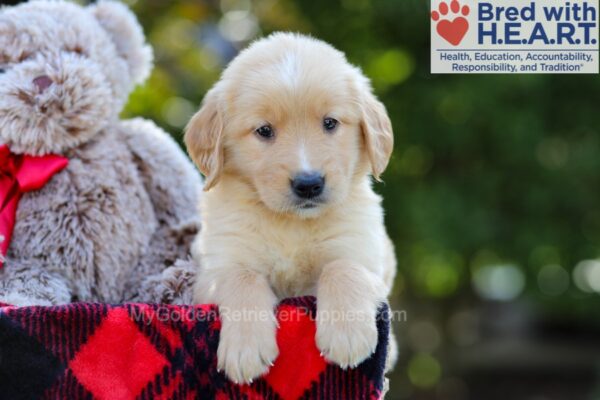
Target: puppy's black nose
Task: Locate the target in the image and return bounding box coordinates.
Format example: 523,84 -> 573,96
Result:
291,172 -> 325,199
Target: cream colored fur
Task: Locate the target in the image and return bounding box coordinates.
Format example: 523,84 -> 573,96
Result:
185,32 -> 397,383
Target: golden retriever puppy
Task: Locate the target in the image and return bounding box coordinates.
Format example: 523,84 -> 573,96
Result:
185,32 -> 396,384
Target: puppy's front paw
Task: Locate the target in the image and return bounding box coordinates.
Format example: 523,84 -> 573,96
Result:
217,318 -> 279,384
316,308 -> 378,369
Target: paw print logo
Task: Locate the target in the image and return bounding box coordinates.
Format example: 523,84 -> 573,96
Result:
431,0 -> 470,46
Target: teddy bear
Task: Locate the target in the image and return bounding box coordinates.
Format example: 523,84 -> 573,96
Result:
0,0 -> 202,306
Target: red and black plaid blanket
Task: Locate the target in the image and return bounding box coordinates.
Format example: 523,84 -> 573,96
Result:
0,297 -> 388,400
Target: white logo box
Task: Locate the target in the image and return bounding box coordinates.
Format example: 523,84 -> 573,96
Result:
431,0 -> 599,74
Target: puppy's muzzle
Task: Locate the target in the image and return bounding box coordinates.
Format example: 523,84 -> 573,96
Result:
291,172 -> 325,199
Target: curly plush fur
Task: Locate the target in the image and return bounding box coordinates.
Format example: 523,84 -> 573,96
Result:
0,0 -> 201,306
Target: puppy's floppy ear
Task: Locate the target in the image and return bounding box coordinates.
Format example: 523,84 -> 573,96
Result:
360,89 -> 394,180
185,87 -> 225,191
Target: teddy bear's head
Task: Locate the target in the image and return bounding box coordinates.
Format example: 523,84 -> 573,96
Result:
0,0 -> 152,155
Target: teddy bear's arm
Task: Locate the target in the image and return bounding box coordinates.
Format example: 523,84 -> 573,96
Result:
120,118 -> 202,226
133,258 -> 197,304
118,118 -> 202,303
0,258 -> 71,306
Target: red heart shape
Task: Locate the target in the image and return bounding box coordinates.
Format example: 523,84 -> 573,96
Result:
264,306 -> 327,399
436,17 -> 469,46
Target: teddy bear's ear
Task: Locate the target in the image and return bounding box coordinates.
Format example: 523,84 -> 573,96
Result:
90,0 -> 153,84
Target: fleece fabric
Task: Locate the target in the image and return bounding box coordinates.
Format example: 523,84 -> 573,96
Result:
0,297 -> 389,400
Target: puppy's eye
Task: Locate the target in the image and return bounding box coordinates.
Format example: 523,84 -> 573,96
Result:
323,117 -> 339,132
0,67 -> 6,74
255,125 -> 275,139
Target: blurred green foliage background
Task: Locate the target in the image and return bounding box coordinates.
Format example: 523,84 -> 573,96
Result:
117,0 -> 600,398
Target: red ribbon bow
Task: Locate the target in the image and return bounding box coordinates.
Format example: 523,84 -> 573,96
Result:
0,145 -> 68,266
